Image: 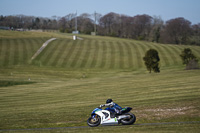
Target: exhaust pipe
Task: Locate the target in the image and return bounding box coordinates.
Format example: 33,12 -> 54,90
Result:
117,115 -> 130,120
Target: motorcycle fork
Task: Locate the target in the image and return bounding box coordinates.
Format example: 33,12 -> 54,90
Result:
92,115 -> 98,120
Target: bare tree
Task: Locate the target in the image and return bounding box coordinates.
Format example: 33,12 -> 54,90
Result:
78,13 -> 93,34
190,23 -> 200,45
92,12 -> 102,34
149,16 -> 164,42
131,14 -> 152,40
120,15 -> 133,38
99,12 -> 121,36
161,17 -> 192,44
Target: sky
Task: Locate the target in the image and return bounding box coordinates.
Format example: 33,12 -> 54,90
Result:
0,0 -> 200,24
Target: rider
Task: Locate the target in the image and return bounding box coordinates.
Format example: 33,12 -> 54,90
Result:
100,99 -> 122,115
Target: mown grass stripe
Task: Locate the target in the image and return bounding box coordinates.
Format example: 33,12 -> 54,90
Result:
13,39 -> 19,65
0,39 -> 5,66
0,39 -> 3,66
136,42 -> 151,68
61,40 -> 77,67
95,40 -> 103,68
8,39 -> 16,66
43,40 -> 61,66
31,38 -> 42,54
31,38 -> 44,57
117,42 -> 125,69
129,42 -> 139,69
26,38 -> 35,60
46,39 -> 62,66
128,42 -> 139,69
162,45 -> 177,66
122,41 -> 131,69
56,39 -> 73,67
131,42 -> 143,68
168,45 -> 182,65
50,39 -> 68,67
74,40 -> 89,68
80,40 -> 92,68
3,39 -> 10,66
104,41 -> 112,69
0,39 -> 2,55
90,40 -> 99,68
100,41 -> 107,68
114,41 -> 120,69
17,38 -> 24,65
109,41 -> 115,69
74,40 -> 86,68
159,44 -> 171,67
21,39 -> 28,64
70,40 -> 84,68
84,40 -> 96,68
140,42 -> 154,52
123,42 -> 131,69
67,40 -> 83,67
123,42 -> 134,68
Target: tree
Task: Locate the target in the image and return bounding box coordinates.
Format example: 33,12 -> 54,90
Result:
180,48 -> 199,69
161,17 -> 191,44
78,13 -> 93,34
92,12 -> 102,34
131,14 -> 152,40
149,16 -> 164,42
99,12 -> 121,36
190,23 -> 200,45
120,15 -> 133,38
143,49 -> 160,73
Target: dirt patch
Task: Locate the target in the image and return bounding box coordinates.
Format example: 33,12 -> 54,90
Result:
134,106 -> 199,120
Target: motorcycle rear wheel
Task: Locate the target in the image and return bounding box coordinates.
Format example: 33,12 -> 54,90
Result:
121,113 -> 136,125
87,115 -> 101,127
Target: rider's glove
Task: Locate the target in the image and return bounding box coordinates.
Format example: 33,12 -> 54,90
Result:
99,105 -> 103,108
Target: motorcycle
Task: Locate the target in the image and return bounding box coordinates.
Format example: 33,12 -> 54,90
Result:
87,106 -> 136,127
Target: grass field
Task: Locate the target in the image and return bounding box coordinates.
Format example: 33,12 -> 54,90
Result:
0,30 -> 200,132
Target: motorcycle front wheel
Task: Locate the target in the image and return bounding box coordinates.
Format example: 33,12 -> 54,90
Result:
87,115 -> 101,127
121,113 -> 136,125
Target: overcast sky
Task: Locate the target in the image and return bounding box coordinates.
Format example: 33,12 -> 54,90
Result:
0,0 -> 200,24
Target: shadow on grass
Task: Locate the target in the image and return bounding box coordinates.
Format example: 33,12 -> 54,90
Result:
0,80 -> 36,87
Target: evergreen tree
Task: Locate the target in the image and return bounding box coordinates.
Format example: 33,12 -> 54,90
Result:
143,49 -> 160,73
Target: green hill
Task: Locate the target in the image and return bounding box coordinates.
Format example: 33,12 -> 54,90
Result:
1,31 -> 200,70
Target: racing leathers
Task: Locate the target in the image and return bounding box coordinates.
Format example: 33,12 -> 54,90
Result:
100,102 -> 122,114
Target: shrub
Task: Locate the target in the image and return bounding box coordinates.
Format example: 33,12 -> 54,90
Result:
180,48 -> 199,70
143,49 -> 160,73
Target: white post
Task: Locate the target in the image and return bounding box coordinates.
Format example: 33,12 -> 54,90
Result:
73,35 -> 76,40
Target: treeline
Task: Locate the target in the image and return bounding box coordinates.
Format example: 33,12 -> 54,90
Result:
0,12 -> 200,45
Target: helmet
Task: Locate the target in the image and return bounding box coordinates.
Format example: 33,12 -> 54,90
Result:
106,99 -> 113,104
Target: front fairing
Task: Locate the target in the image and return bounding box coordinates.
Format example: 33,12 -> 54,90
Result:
91,108 -> 102,115
90,108 -> 119,125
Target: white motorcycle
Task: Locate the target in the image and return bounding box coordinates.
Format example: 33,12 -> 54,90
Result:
87,106 -> 136,127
